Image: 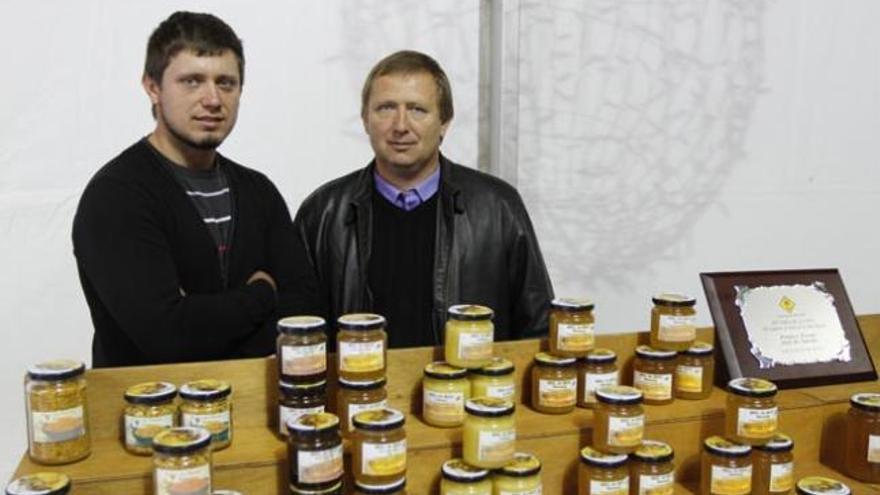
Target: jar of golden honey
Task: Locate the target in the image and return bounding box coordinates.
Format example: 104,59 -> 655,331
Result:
25,359 -> 91,465
843,392 -> 880,482
440,459 -> 492,495
463,398 -> 516,469
675,341 -> 714,400
593,386 -> 644,454
794,477 -> 850,495
752,433 -> 794,495
650,293 -> 697,351
279,380 -> 326,437
701,435 -> 752,495
287,412 -> 344,491
423,362 -> 471,427
577,349 -> 618,409
337,377 -> 388,438
351,408 -> 407,485
445,305 -> 495,369
5,472 -> 71,495
337,313 -> 387,382
180,379 -> 233,451
531,352 -> 577,414
123,381 -> 178,455
152,427 -> 213,495
468,358 -> 516,402
633,345 -> 677,405
577,446 -> 628,495
354,478 -> 407,495
549,298 -> 595,357
491,452 -> 542,495
725,377 -> 778,445
277,316 -> 328,384
631,440 -> 675,495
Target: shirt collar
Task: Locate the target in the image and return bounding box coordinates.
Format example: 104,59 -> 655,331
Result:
373,166 -> 440,211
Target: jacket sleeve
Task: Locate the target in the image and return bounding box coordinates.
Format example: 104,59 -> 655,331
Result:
73,175 -> 277,363
506,191 -> 554,338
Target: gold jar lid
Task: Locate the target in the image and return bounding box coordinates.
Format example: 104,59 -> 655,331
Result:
583,348 -> 617,364
534,351 -> 577,367
277,315 -> 326,334
652,293 -> 696,307
124,381 -> 177,404
754,433 -> 793,452
180,379 -> 232,401
595,385 -> 643,405
682,341 -> 714,356
497,452 -> 541,477
441,458 -> 489,483
550,297 -> 594,311
152,427 -> 212,454
634,345 -> 677,361
288,412 -> 339,434
579,446 -> 627,467
850,392 -> 880,412
465,397 -> 515,417
728,377 -> 777,397
703,435 -> 751,457
26,359 -> 85,381
795,477 -> 851,495
447,304 -> 494,321
338,313 -> 386,330
424,361 -> 467,380
5,472 -> 71,495
469,357 -> 515,376
632,440 -> 674,463
352,408 -> 405,431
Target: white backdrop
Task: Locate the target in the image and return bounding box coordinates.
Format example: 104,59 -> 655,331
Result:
2,0 -> 880,484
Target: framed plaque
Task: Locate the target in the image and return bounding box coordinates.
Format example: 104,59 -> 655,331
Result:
701,269 -> 877,389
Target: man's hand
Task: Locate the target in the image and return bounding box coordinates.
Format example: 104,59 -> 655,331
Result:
247,270 -> 277,292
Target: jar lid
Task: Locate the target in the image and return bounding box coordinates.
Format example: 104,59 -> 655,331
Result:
278,315 -> 326,334
550,297 -> 594,311
631,440 -> 674,463
353,478 -> 405,494
288,480 -> 343,495
441,459 -> 489,483
424,361 -> 468,380
338,376 -> 386,390
703,436 -> 751,457
447,304 -> 494,321
634,345 -> 677,361
728,377 -> 778,397
583,348 -> 617,364
124,381 -> 177,404
579,446 -> 628,468
352,408 -> 405,431
753,433 -> 794,452
795,477 -> 851,495
338,313 -> 386,330
288,412 -> 339,434
152,426 -> 212,454
682,341 -> 714,356
850,392 -> 880,412
468,357 -> 515,376
497,452 -> 541,477
465,397 -> 515,417
279,380 -> 327,396
26,360 -> 85,381
179,379 -> 232,401
652,293 -> 696,307
212,491 -> 244,495
534,351 -> 577,367
596,385 -> 643,405
5,473 -> 71,495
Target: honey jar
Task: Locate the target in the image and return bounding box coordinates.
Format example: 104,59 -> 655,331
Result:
725,377 -> 778,445
123,381 -> 178,455
463,398 -> 516,469
180,379 -> 233,450
25,359 -> 91,465
650,293 -> 697,351
152,427 -> 213,495
577,349 -> 618,408
577,446 -> 628,495
277,315 -> 328,384
337,313 -> 387,382
843,392 -> 880,482
287,412 -> 344,491
794,477 -> 850,495
701,435 -> 752,495
468,357 -> 516,402
491,452 -> 542,495
632,345 -> 677,405
279,380 -> 326,436
5,472 -> 71,495
675,341 -> 715,400
351,408 -> 407,485
593,386 -> 644,454
337,377 -> 388,438
548,298 -> 595,357
630,440 -> 675,495
752,433 -> 794,495
445,305 -> 495,369
440,458 -> 491,495
530,352 -> 577,414
423,362 -> 471,427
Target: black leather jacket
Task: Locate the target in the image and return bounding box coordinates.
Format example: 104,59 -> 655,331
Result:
293,155 -> 554,344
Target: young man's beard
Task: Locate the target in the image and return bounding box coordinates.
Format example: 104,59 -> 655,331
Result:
167,121 -> 225,151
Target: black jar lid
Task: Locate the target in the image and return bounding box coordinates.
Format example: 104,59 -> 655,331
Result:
441,459 -> 489,483
635,345 -> 677,361
681,341 -> 714,356
496,452 -> 541,477
288,480 -> 343,495
278,315 -> 326,334
579,446 -> 627,468
534,351 -> 577,367
652,293 -> 696,307
595,386 -> 643,405
424,361 -> 468,380
352,408 -> 405,431
703,436 -> 751,457
728,377 -> 777,397
753,433 -> 794,452
550,297 -> 594,312
180,379 -> 232,401
338,377 -> 386,390
337,313 -> 386,331
631,440 -> 674,463
582,348 -> 617,364
280,380 -> 327,397
26,360 -> 85,381
5,472 -> 71,495
850,392 -> 880,412
288,412 -> 340,436
124,381 -> 177,405
353,478 -> 405,494
152,427 -> 212,455
465,397 -> 515,417
795,477 -> 851,495
447,304 -> 494,321
468,357 -> 515,376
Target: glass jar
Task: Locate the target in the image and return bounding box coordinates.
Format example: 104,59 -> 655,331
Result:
337,313 -> 387,382
337,377 -> 388,438
675,341 -> 715,400
650,293 -> 697,351
794,477 -> 851,495
463,398 -> 516,469
351,408 -> 407,485
423,362 -> 471,427
25,359 -> 91,465
577,349 -> 619,408
279,380 -> 327,436
288,480 -> 344,495
548,298 -> 595,357
179,379 -> 233,451
630,440 -> 675,495
152,427 -> 213,495
531,352 -> 577,414
725,377 -> 778,445
288,412 -> 344,490
843,392 -> 880,482
491,452 -> 542,495
445,304 -> 495,369
278,316 -> 328,384
5,472 -> 71,495
123,381 -> 178,455
593,386 -> 644,454
577,446 -> 628,495
468,358 -> 516,402
752,433 -> 794,495
440,458 -> 492,495
632,345 -> 677,406
354,478 -> 406,495
701,435 -> 752,495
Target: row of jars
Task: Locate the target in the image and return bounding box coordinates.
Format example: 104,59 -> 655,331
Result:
439,454 -> 542,495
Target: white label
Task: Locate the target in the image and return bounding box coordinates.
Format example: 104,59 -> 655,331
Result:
361,439 -> 407,476
424,389 -> 465,423
538,378 -> 577,407
633,370 -> 673,401
338,340 -> 384,372
557,322 -> 594,351
658,314 -> 696,342
347,399 -> 387,432
182,410 -> 231,443
125,413 -> 174,448
499,487 -> 542,495
583,371 -> 619,403
279,405 -> 324,435
710,465 -> 752,495
869,434 -> 880,463
639,472 -> 674,495
769,462 -> 794,492
154,465 -> 211,495
675,364 -> 704,393
281,342 -> 326,376
736,406 -> 778,439
485,383 -> 516,401
458,331 -> 493,360
590,477 -> 629,495
30,406 -> 85,443
478,429 -> 516,462
297,444 -> 343,484
607,415 -> 644,447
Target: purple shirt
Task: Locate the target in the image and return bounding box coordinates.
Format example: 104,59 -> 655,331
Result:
373,167 -> 440,211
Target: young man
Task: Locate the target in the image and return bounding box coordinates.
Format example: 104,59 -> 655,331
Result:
73,12 -> 309,367
294,50 -> 553,348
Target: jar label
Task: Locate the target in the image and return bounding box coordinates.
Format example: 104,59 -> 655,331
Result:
584,371 -> 619,403
868,434 -> 880,463
154,465 -> 211,495
424,389 -> 465,423
478,428 -> 516,462
590,477 -> 629,495
338,340 -> 384,372
710,465 -> 752,495
499,487 -> 542,495
30,406 -> 85,443
458,331 -> 493,361
557,323 -> 595,351
281,342 -> 327,376
607,415 -> 644,447
658,314 -> 696,342
347,399 -> 387,432
182,410 -> 231,443
279,405 -> 324,435
736,406 -> 777,439
675,365 -> 704,393
638,472 -> 674,495
361,439 -> 407,476
297,444 -> 343,484
769,462 -> 794,492
125,413 -> 174,448
538,378 -> 577,407
485,383 -> 516,401
633,370 -> 673,401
